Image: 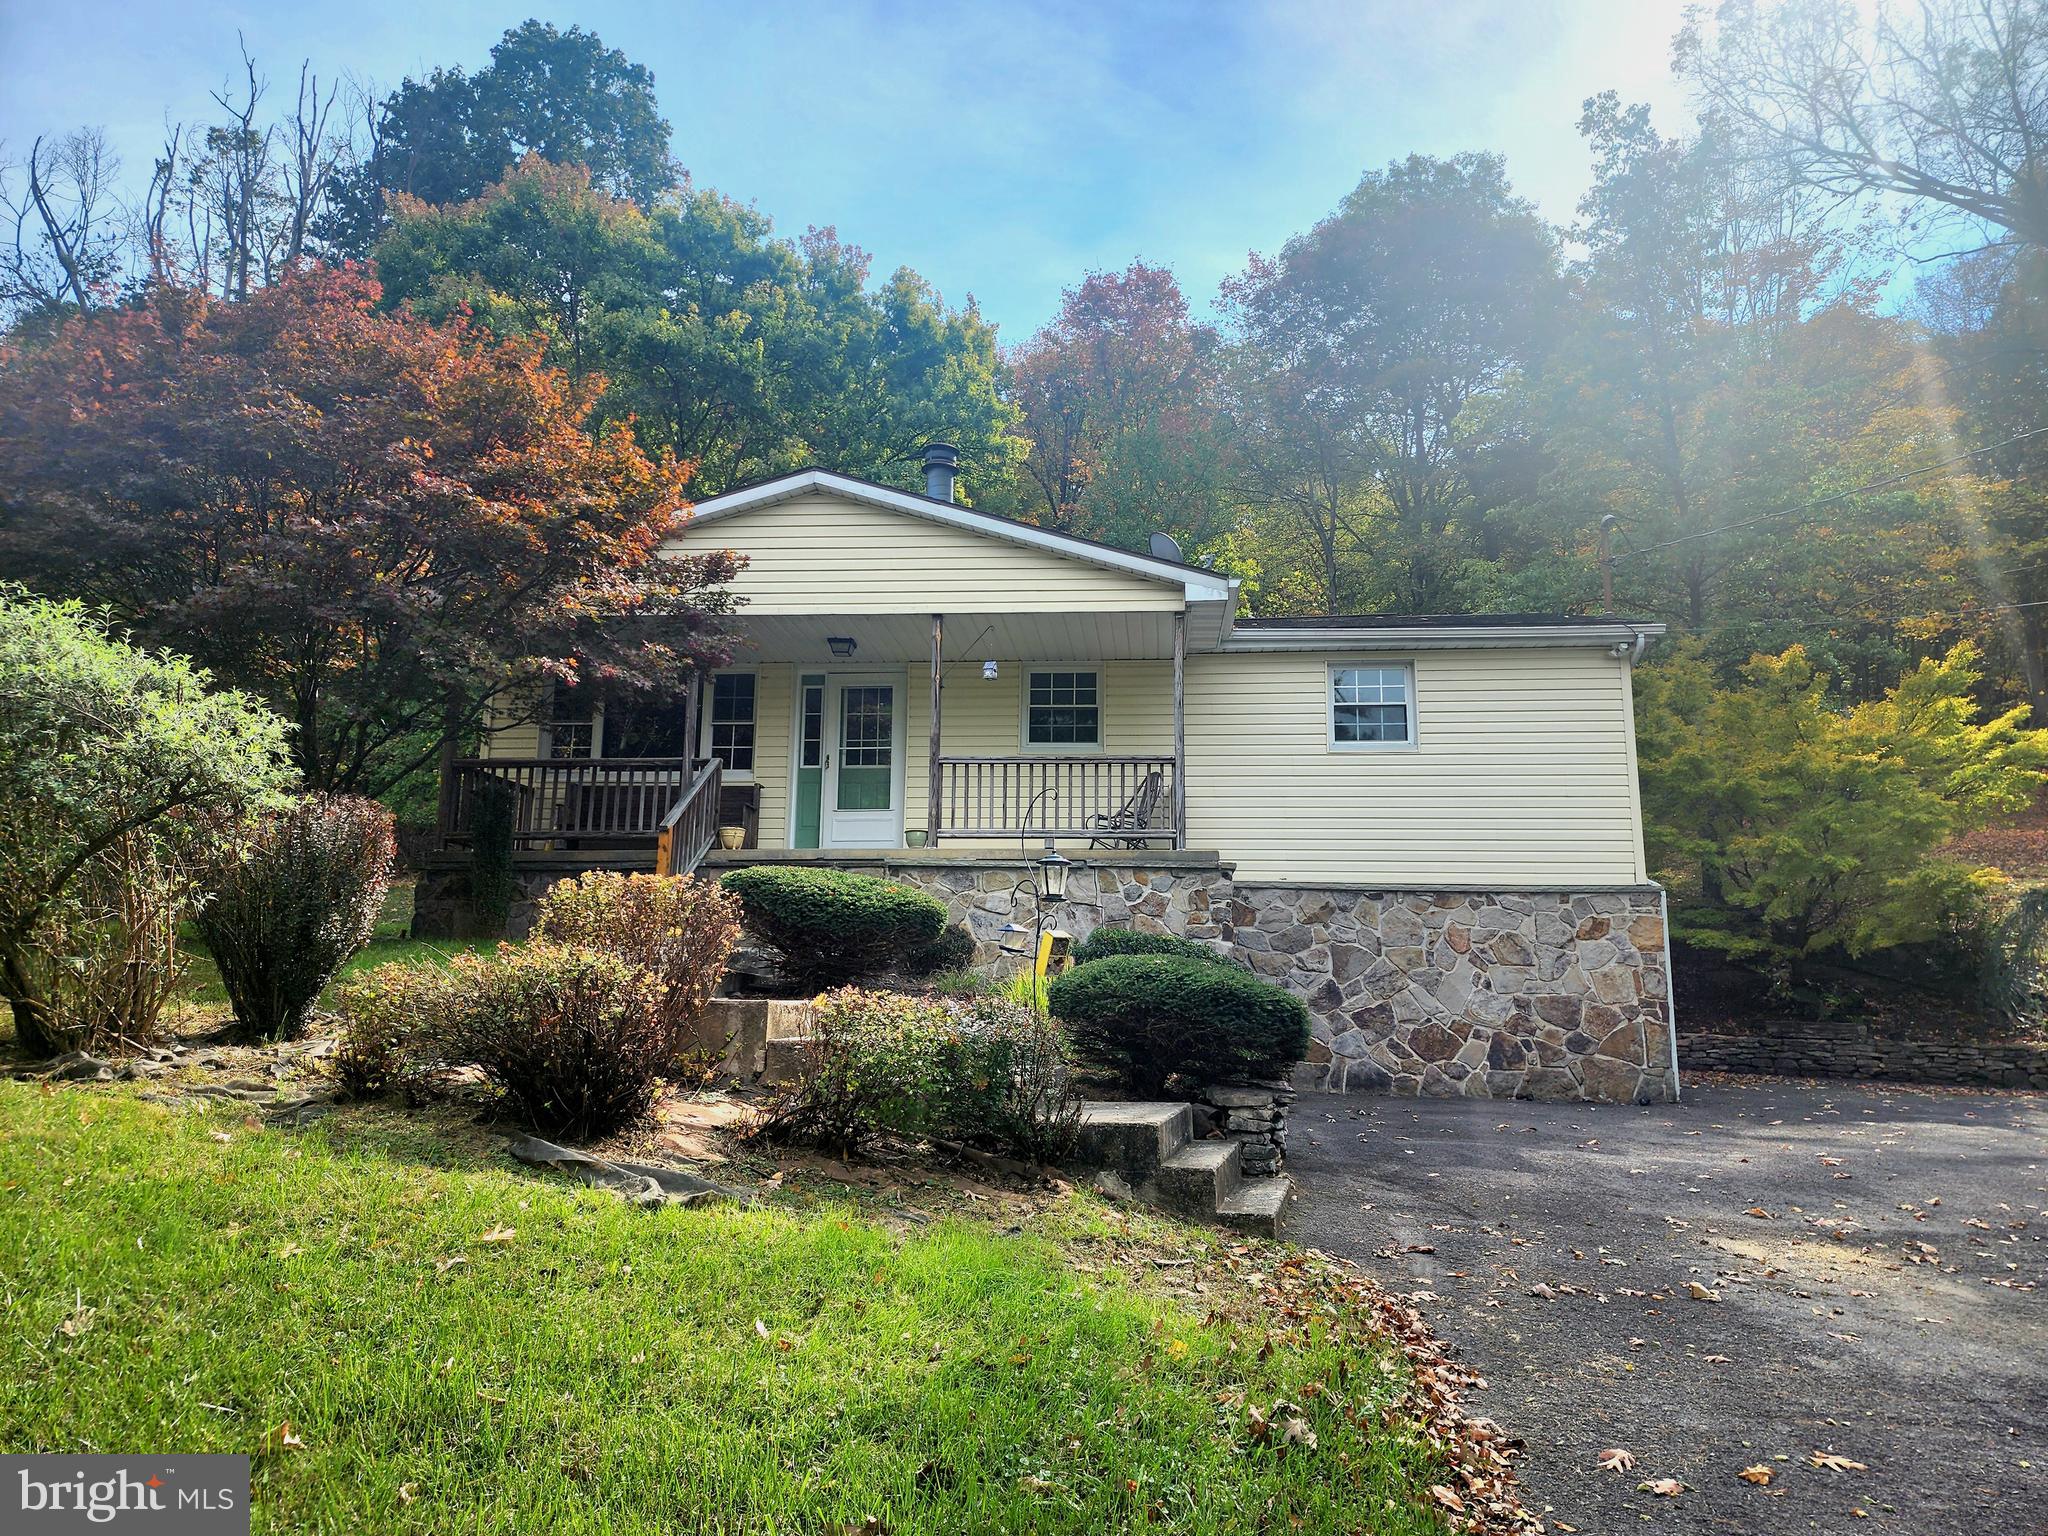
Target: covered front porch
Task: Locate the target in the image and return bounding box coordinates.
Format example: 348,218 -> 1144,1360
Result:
435,606 -> 1191,875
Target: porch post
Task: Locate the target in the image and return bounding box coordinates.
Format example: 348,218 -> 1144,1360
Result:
683,668 -> 703,763
928,614 -> 944,844
1172,611 -> 1186,850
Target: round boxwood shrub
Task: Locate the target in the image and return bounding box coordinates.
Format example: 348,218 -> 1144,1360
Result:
1070,926 -> 1234,968
1046,954 -> 1310,1095
720,865 -> 946,987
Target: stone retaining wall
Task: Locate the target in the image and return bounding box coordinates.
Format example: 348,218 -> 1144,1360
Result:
417,852 -> 1676,1103
873,859 -> 1675,1104
1680,1023 -> 2048,1090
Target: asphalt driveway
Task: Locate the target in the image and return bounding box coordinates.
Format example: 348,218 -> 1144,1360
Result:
1287,1079 -> 2047,1535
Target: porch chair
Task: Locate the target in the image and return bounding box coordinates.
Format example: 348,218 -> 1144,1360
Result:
1088,769 -> 1167,849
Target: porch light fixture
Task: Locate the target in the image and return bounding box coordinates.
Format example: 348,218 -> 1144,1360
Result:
826,636 -> 857,658
1036,841 -> 1072,905
982,659 -> 999,681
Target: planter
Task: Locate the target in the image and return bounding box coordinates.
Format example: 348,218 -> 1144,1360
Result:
904,829 -> 929,848
717,826 -> 746,850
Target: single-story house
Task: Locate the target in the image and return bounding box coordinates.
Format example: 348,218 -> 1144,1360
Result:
418,445 -> 1674,1103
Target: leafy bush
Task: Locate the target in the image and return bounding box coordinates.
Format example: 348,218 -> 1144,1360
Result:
904,922 -> 977,977
198,797 -> 396,1042
534,871 -> 742,1035
431,942 -> 673,1141
1070,926 -> 1233,968
1047,955 -> 1310,1095
1637,641 -> 2048,964
0,588 -> 293,1054
16,834 -> 191,1053
330,961 -> 451,1099
757,988 -> 1080,1161
720,866 -> 945,986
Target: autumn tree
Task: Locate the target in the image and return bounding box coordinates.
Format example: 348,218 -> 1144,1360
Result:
1006,263 -> 1233,550
0,267 -> 735,795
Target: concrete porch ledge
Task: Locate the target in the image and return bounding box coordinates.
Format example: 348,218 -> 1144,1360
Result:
701,847 -> 1230,872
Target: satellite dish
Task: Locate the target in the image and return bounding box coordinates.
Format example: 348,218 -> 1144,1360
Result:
1149,532 -> 1183,562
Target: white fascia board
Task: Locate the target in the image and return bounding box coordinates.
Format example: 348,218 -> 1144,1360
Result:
1221,622 -> 1668,652
684,471 -> 1234,605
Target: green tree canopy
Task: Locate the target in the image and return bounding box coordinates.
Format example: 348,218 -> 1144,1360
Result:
0,588 -> 295,1052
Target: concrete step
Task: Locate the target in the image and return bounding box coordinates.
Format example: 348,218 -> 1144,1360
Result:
758,1035 -> 818,1088
1073,1102 -> 1194,1186
1217,1175 -> 1294,1238
696,998 -> 815,1081
1151,1138 -> 1245,1220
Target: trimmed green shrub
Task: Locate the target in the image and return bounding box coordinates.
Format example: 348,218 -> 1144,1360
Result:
720,866 -> 945,986
198,796 -> 396,1042
1047,955 -> 1310,1095
1070,926 -> 1234,968
755,988 -> 1081,1162
432,941 -> 674,1140
330,961 -> 451,1099
534,871 -> 742,1036
904,922 -> 977,977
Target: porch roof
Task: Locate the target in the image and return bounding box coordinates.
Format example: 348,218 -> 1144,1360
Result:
713,609 -> 1185,664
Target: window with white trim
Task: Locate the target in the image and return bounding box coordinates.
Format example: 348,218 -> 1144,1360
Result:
709,673 -> 756,772
1025,670 -> 1100,748
544,686 -> 595,759
1328,664 -> 1415,749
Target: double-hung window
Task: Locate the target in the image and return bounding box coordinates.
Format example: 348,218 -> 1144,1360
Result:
709,673 -> 757,773
1025,670 -> 1100,749
1328,664 -> 1415,749
544,687 -> 595,759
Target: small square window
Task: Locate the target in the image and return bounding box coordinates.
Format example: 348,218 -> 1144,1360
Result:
1026,670 -> 1100,748
545,687 -> 594,759
709,673 -> 756,772
1329,665 -> 1414,749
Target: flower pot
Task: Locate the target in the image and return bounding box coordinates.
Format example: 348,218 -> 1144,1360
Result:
904,829 -> 928,848
717,826 -> 745,850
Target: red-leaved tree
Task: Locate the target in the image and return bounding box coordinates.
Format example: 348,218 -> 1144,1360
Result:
0,266 -> 736,793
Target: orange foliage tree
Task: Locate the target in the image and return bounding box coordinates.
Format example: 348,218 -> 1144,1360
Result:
0,266 -> 736,793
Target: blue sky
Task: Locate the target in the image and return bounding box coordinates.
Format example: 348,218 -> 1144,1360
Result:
0,0 -> 1698,338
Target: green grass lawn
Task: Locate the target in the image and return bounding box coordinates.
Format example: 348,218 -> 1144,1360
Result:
0,1084 -> 1453,1535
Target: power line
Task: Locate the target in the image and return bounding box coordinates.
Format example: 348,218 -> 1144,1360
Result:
1611,426 -> 2048,563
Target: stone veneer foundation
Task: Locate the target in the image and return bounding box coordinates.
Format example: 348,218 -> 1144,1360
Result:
415,851 -> 1678,1103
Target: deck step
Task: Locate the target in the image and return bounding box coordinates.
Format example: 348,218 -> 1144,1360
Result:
1217,1175 -> 1294,1238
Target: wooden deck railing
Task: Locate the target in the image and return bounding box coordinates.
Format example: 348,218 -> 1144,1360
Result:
440,757 -> 697,848
655,759 -> 724,876
935,755 -> 1179,845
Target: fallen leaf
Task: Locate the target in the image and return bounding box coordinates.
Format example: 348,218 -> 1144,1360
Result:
754,1319 -> 771,1341
478,1226 -> 516,1245
1638,1477 -> 1684,1497
1687,1281 -> 1721,1302
1702,1353 -> 1732,1364
1740,1464 -> 1775,1486
1596,1447 -> 1636,1473
434,1256 -> 466,1276
1811,1451 -> 1868,1473
269,1421 -> 305,1452
1745,1207 -> 1773,1219
1428,1485 -> 1465,1512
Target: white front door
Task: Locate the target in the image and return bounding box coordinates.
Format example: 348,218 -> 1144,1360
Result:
821,673 -> 904,847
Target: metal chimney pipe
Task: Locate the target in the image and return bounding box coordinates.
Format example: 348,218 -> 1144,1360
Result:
921,441 -> 959,502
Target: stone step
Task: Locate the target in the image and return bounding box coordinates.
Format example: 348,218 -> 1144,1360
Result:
1151,1138 -> 1245,1220
1217,1175 -> 1294,1238
758,1034 -> 817,1088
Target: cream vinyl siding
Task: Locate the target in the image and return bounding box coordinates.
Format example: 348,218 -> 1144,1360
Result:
481,689 -> 542,759
904,661 -> 1173,847
710,665 -> 793,848
1184,647 -> 1647,886
666,494 -> 1183,614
